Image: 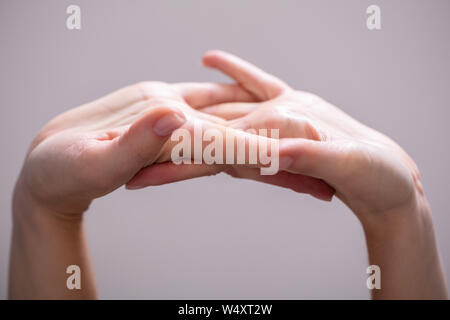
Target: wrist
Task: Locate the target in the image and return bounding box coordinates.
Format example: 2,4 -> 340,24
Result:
13,174 -> 85,230
358,193 -> 448,299
10,176 -> 96,299
360,193 -> 432,238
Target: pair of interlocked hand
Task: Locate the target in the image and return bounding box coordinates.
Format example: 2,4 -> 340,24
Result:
19,50 -> 421,224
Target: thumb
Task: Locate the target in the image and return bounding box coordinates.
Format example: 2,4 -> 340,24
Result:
115,106 -> 186,173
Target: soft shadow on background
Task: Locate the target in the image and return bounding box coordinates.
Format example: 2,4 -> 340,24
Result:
0,0 -> 449,299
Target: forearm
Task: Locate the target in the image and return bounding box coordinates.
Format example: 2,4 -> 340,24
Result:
9,180 -> 97,299
361,196 -> 448,299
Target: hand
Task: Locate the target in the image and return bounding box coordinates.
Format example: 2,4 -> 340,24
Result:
10,74 -> 333,299
15,81 -> 255,217
130,51 -> 447,299
139,51 -> 424,222
12,80 -> 267,299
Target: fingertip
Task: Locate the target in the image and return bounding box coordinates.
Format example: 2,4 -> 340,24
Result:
312,188 -> 335,202
202,50 -> 227,67
203,49 -> 224,58
307,176 -> 335,202
125,166 -> 153,190
125,184 -> 145,190
311,193 -> 333,202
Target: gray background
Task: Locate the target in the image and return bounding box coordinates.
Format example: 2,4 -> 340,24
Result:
0,0 -> 449,299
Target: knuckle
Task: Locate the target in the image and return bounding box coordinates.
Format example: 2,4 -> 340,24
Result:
301,120 -> 321,141
264,107 -> 289,128
264,107 -> 322,140
202,83 -> 217,100
266,85 -> 285,99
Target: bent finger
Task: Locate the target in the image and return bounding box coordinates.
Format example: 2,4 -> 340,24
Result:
202,50 -> 290,100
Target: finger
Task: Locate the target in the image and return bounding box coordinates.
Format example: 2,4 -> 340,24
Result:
278,138 -> 342,183
173,82 -> 257,109
199,102 -> 259,120
202,50 -> 290,100
127,121 -> 281,188
226,167 -> 335,201
126,162 -> 226,188
154,119 -> 280,168
126,161 -> 334,202
111,106 -> 187,174
227,111 -> 323,141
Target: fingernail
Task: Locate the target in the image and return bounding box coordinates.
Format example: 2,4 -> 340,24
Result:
312,193 -> 334,202
279,156 -> 293,170
125,184 -> 144,190
309,181 -> 335,202
153,112 -> 186,137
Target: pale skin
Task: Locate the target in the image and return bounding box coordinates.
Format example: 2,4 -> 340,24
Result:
10,51 -> 448,299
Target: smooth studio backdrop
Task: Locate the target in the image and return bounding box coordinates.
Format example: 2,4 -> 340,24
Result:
0,0 -> 449,299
